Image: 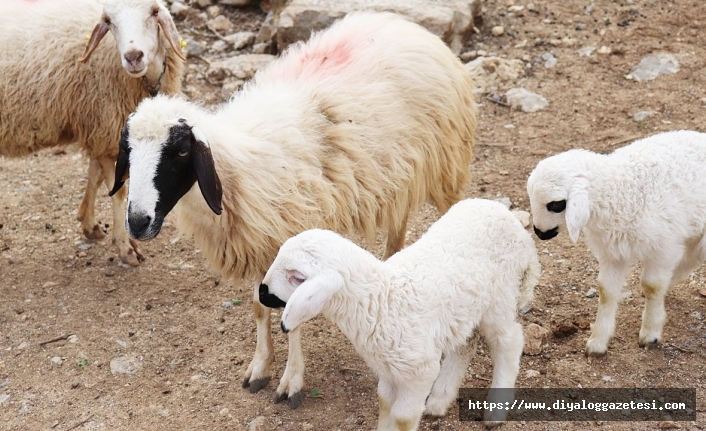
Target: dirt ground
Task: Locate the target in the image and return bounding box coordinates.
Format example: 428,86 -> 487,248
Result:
1,1 -> 705,430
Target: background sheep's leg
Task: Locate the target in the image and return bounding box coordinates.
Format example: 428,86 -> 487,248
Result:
97,156 -> 143,266
424,333 -> 478,416
585,260 -> 629,356
639,252 -> 682,347
243,288 -> 274,393
77,158 -> 107,240
384,216 -> 409,259
273,326 -> 305,409
479,316 -> 523,425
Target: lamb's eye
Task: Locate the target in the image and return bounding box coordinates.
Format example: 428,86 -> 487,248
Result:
152,7 -> 159,16
177,149 -> 189,157
546,200 -> 567,213
287,270 -> 306,287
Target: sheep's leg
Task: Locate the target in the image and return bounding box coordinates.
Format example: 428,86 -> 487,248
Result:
77,158 -> 107,240
478,316 -> 523,427
377,379 -> 395,430
243,286 -> 274,393
668,236 -> 706,287
273,326 -> 305,409
384,215 -> 409,259
639,252 -> 682,347
97,156 -> 143,266
386,380 -> 435,431
424,333 -> 478,416
585,260 -> 629,356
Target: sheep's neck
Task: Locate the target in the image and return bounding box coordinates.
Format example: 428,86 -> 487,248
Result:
142,44 -> 169,96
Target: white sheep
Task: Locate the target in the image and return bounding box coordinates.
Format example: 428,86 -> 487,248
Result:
0,0 -> 185,266
109,12 -> 477,407
260,199 -> 539,430
527,130 -> 706,356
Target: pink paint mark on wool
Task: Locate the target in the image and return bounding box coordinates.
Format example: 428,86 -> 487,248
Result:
277,39 -> 354,81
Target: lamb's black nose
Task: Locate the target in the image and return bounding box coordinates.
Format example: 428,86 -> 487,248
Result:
281,321 -> 289,334
534,225 -> 559,240
258,283 -> 287,308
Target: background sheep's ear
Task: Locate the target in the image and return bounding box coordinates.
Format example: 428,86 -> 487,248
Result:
156,7 -> 186,61
566,177 -> 590,243
109,126 -> 131,196
281,270 -> 344,331
79,20 -> 110,63
191,128 -> 222,215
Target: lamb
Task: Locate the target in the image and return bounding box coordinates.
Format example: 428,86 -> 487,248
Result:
527,130 -> 706,356
259,199 -> 539,430
109,12 -> 476,408
0,0 -> 185,266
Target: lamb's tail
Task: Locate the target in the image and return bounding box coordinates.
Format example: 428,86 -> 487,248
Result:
518,244 -> 540,310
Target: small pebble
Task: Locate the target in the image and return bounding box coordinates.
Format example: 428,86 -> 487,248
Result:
585,288 -> 597,298
220,407 -> 230,416
491,26 -> 505,36
690,311 -> 702,320
77,244 -> 92,251
51,356 -> 63,365
222,301 -> 234,309
597,46 -> 612,55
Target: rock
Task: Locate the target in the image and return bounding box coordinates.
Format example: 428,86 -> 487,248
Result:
525,369 -> 540,378
506,88 -> 549,113
207,15 -> 233,32
109,356 -> 141,375
17,341 -> 28,350
626,53 -> 680,82
196,0 -> 212,7
512,210 -> 531,228
78,244 -> 92,251
256,11 -> 277,44
276,0 -> 482,55
699,287 -> 706,297
519,304 -> 532,315
220,0 -> 251,5
51,356 -> 63,365
220,407 -> 230,415
491,26 -> 504,36
597,46 -> 612,55
170,1 -> 190,16
251,42 -> 274,54
210,40 -> 229,53
541,52 -> 557,68
690,311 -> 702,320
459,51 -> 477,62
247,416 -> 266,431
221,301 -> 234,309
224,31 -> 256,50
208,54 -> 276,82
633,111 -> 655,122
523,323 -> 549,356
602,375 -> 612,381
585,287 -> 597,298
494,197 -> 512,209
464,57 -> 524,93
116,339 -> 128,348
206,5 -> 221,18
185,39 -> 207,58
552,323 -> 579,339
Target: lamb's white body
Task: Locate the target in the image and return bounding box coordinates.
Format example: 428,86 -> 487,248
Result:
0,0 -> 184,266
262,199 -> 539,430
527,130 -> 706,355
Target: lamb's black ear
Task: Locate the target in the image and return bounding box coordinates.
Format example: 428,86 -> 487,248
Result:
109,123 -> 131,196
191,126 -> 222,215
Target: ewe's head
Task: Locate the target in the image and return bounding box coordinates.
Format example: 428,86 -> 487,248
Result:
109,95 -> 222,241
79,0 -> 185,77
527,150 -> 592,243
260,230 -> 350,333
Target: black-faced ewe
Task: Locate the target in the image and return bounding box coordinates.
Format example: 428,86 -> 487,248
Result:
527,130 -> 706,356
110,12 -> 476,408
0,0 -> 184,266
260,199 -> 539,430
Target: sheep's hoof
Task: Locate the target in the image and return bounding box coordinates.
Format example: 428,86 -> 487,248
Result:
274,391 -> 303,409
638,339 -> 660,349
244,377 -> 271,393
584,348 -> 607,358
84,224 -> 107,240
484,420 -> 505,430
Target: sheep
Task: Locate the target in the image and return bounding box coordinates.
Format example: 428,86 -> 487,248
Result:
527,130 -> 706,356
0,0 -> 185,266
259,198 -> 539,430
108,12 -> 477,408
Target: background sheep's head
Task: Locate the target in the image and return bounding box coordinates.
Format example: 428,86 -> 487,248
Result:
79,0 -> 185,77
527,150 -> 592,243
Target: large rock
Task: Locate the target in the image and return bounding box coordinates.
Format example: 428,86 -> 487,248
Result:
464,56 -> 524,93
523,323 -> 549,356
276,0 -> 482,55
625,53 -> 680,82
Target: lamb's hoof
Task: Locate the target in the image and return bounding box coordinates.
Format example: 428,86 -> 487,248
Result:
84,224 -> 107,240
638,339 -> 660,349
244,377 -> 271,393
274,391 -> 303,409
584,348 -> 607,358
484,420 -> 505,429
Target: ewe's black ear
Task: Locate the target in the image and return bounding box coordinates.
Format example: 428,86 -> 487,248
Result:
191,126 -> 222,215
109,123 -> 131,196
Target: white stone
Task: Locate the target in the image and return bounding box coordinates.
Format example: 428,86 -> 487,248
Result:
110,356 -> 141,375
506,88 -> 549,113
464,57 -> 524,93
208,54 -> 276,82
224,31 -> 256,50
525,369 -> 541,378
585,288 -> 597,298
633,111 -> 655,122
207,15 -> 233,32
491,26 -> 505,36
170,1 -> 189,15
626,53 -> 680,82
577,46 -> 596,57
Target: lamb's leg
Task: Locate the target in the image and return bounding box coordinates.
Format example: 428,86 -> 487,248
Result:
384,215 -> 409,259
424,333 -> 478,416
273,326 -> 305,409
668,236 -> 706,287
639,252 -> 682,347
97,156 -> 143,266
243,286 -> 274,393
585,259 -> 629,356
479,317 -> 523,427
77,158 -> 107,240
386,379 -> 435,431
377,379 -> 395,430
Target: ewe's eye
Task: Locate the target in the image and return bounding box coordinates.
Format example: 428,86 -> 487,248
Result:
546,200 -> 567,213
177,149 -> 189,157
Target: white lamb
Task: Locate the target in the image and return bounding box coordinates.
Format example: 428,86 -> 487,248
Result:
0,0 -> 185,266
260,199 -> 539,430
109,12 -> 477,407
527,130 -> 706,356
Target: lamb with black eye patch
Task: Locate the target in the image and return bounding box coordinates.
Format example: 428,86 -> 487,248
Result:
527,130 -> 706,357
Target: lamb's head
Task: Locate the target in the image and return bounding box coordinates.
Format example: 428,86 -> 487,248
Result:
527,150 -> 593,243
109,95 -> 222,241
260,230 -> 349,333
79,0 -> 185,77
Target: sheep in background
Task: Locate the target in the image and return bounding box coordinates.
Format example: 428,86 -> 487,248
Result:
260,199 -> 539,430
527,130 -> 706,356
110,12 -> 476,407
0,0 -> 185,266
